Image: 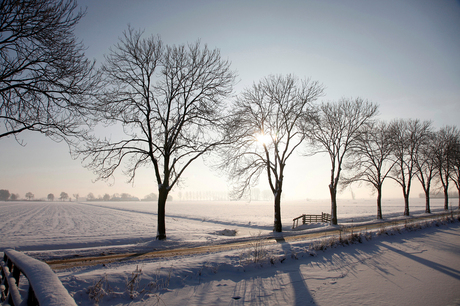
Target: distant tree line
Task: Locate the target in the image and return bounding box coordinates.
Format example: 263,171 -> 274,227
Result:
0,190 -> 81,201
86,192 -> 142,202
174,189 -> 272,201
420,192 -> 459,199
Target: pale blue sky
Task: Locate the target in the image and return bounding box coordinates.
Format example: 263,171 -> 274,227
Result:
1,0 -> 459,201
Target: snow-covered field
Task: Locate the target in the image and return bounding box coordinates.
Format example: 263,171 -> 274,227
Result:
0,198 -> 455,253
1,198 -> 459,305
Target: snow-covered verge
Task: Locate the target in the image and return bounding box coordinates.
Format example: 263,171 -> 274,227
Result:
56,217 -> 460,306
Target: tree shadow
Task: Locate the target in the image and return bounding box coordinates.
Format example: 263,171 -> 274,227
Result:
379,242 -> 460,281
277,236 -> 317,305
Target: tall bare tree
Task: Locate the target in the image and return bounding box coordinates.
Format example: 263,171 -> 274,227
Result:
219,75 -> 324,232
342,121 -> 395,219
435,126 -> 459,210
0,0 -> 98,143
78,28 -> 235,240
305,98 -> 378,225
389,119 -> 431,216
414,130 -> 437,213
450,130 -> 460,208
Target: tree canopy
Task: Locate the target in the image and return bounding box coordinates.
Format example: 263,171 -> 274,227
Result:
78,28 -> 236,239
0,0 -> 98,143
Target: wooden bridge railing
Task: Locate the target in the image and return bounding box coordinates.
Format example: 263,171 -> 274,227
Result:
292,212 -> 331,229
1,249 -> 76,306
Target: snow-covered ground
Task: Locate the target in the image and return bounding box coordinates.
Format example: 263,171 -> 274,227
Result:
0,198 -> 456,253
1,199 -> 459,305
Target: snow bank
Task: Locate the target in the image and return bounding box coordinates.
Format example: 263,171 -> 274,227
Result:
4,249 -> 77,306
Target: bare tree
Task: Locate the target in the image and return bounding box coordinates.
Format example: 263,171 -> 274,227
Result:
414,131 -> 438,213
0,0 -> 98,143
0,189 -> 10,201
450,130 -> 460,208
86,192 -> 95,201
434,126 -> 459,210
389,119 -> 431,216
78,28 -> 235,240
143,193 -> 158,201
60,192 -> 69,201
25,192 -> 34,200
219,75 -> 324,232
305,98 -> 378,225
47,193 -> 55,201
73,193 -> 79,202
342,121 -> 395,219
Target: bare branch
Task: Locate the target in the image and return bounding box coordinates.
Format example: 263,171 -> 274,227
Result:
77,28 -> 236,239
303,97 -> 378,224
0,0 -> 99,144
218,74 -> 324,232
387,119 -> 432,215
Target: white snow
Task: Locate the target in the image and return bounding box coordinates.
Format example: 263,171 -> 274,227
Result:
4,249 -> 77,305
1,198 -> 459,305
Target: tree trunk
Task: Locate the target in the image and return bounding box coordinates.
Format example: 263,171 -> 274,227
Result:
403,193 -> 410,216
329,185 -> 338,225
376,186 -> 383,220
273,191 -> 282,232
458,187 -> 460,209
443,186 -> 449,210
156,187 -> 169,240
425,191 -> 431,214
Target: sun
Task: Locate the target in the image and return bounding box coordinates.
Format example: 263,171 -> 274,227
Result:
255,132 -> 271,145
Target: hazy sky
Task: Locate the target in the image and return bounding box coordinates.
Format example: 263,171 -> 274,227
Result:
1,0 -> 459,201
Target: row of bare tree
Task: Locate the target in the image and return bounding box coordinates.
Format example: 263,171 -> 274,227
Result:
341,120 -> 460,219
0,191 -> 71,201
1,0 -> 459,240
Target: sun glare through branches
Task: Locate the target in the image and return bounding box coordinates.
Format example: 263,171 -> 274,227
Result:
255,132 -> 272,145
